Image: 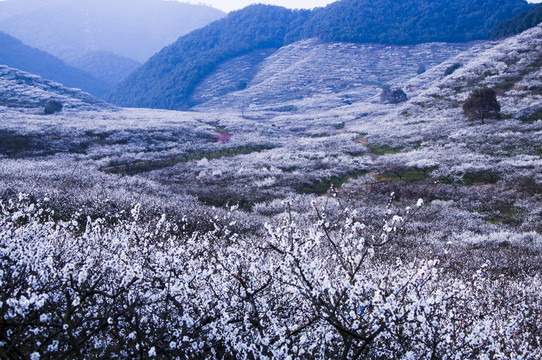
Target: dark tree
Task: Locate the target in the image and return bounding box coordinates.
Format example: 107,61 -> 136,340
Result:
380,86 -> 391,103
444,63 -> 462,76
44,99 -> 63,114
417,63 -> 426,74
462,87 -> 501,124
491,4 -> 542,39
381,87 -> 408,104
390,88 -> 408,104
236,80 -> 248,91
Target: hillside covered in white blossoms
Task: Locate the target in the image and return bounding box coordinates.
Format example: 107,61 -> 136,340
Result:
1,19 -> 542,360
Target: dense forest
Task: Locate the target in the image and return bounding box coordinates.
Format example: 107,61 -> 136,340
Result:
491,3 -> 542,39
0,31 -> 111,97
303,0 -> 529,43
108,0 -> 530,110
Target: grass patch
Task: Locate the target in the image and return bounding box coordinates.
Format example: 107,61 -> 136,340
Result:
463,170 -> 500,185
376,167 -> 435,183
367,144 -> 400,155
265,105 -> 298,112
103,145 -> 274,175
481,208 -> 524,226
493,78 -> 521,94
0,132 -> 31,155
298,170 -> 367,195
527,110 -> 542,122
431,95 -> 450,102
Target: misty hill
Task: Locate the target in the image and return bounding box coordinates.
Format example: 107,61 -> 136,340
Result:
491,3 -> 542,39
109,0 -> 529,110
0,65 -> 111,110
66,51 -> 141,86
0,31 -> 110,97
0,0 -> 225,63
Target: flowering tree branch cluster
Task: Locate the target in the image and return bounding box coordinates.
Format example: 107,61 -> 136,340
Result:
1,193 -> 540,359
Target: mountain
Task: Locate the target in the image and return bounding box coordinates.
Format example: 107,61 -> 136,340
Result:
108,0 -> 530,110
66,51 -> 141,86
0,0 -> 225,63
0,31 -> 110,97
491,3 -> 542,39
0,65 -> 111,110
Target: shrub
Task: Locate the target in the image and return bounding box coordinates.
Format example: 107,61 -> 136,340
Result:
2,194 -> 541,359
462,86 -> 501,124
390,88 -> 408,104
444,63 -> 462,76
44,99 -> 63,114
380,86 -> 391,103
236,80 -> 248,91
380,87 -> 407,104
417,63 -> 426,74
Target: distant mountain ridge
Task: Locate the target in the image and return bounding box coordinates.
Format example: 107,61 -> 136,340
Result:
0,0 -> 225,63
66,51 -> 141,86
0,31 -> 110,97
108,0 -> 530,110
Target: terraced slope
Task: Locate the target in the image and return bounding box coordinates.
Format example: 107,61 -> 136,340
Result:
193,39 -> 477,113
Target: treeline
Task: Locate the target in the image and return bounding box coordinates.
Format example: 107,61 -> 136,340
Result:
303,0 -> 529,43
108,0 -> 530,110
491,3 -> 542,39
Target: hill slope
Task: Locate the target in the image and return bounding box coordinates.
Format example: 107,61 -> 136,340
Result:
192,39 -> 476,113
108,0 -> 529,110
0,31 -> 110,97
0,65 -> 111,110
107,5 -> 309,109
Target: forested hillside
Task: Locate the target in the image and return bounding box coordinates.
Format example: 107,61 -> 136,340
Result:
107,5 -> 310,109
108,0 -> 529,110
491,3 -> 542,38
0,32 -> 110,97
303,0 -> 529,43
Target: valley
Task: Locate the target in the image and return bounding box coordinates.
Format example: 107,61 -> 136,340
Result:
1,3 -> 541,359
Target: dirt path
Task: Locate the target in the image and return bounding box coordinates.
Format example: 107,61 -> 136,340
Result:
354,134 -> 380,161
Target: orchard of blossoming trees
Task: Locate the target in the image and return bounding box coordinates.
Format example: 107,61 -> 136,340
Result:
1,17 -> 542,360
1,193 -> 541,359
